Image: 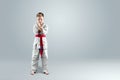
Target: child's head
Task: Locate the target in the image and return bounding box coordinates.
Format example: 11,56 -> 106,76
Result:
36,12 -> 44,24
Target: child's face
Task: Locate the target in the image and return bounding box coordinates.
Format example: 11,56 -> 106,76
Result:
37,15 -> 44,24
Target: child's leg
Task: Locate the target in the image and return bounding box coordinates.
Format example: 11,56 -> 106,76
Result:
41,49 -> 48,73
31,49 -> 39,72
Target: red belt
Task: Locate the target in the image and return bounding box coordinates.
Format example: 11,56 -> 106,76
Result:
35,34 -> 46,57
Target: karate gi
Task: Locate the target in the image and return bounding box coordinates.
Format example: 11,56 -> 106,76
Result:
31,23 -> 48,73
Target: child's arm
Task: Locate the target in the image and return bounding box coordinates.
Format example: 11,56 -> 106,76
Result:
33,25 -> 39,34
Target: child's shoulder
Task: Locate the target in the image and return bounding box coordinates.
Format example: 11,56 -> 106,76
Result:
33,23 -> 38,28
43,24 -> 48,28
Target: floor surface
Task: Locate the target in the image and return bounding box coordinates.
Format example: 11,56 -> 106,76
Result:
1,59 -> 120,80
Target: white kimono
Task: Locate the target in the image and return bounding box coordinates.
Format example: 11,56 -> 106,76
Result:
31,23 -> 48,73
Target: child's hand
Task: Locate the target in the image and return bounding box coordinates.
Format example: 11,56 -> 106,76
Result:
38,27 -> 43,31
37,22 -> 43,32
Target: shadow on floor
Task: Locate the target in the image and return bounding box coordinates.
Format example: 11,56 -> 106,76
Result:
36,66 -> 43,74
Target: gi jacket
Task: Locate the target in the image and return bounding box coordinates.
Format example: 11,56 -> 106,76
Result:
33,23 -> 48,50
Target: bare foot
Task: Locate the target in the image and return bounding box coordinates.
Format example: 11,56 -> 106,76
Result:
31,71 -> 36,75
43,71 -> 49,75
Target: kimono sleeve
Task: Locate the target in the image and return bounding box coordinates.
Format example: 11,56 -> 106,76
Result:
42,25 -> 48,35
33,25 -> 38,35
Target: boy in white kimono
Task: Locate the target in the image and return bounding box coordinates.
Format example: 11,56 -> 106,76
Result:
31,12 -> 49,75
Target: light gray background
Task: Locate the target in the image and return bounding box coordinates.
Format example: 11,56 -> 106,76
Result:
0,0 -> 120,61
0,0 -> 120,80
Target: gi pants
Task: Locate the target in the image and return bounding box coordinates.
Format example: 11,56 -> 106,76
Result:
31,48 -> 48,72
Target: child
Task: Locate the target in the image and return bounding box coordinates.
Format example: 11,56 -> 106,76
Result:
31,12 -> 49,75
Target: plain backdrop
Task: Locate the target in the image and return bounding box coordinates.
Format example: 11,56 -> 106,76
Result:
0,0 -> 120,62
